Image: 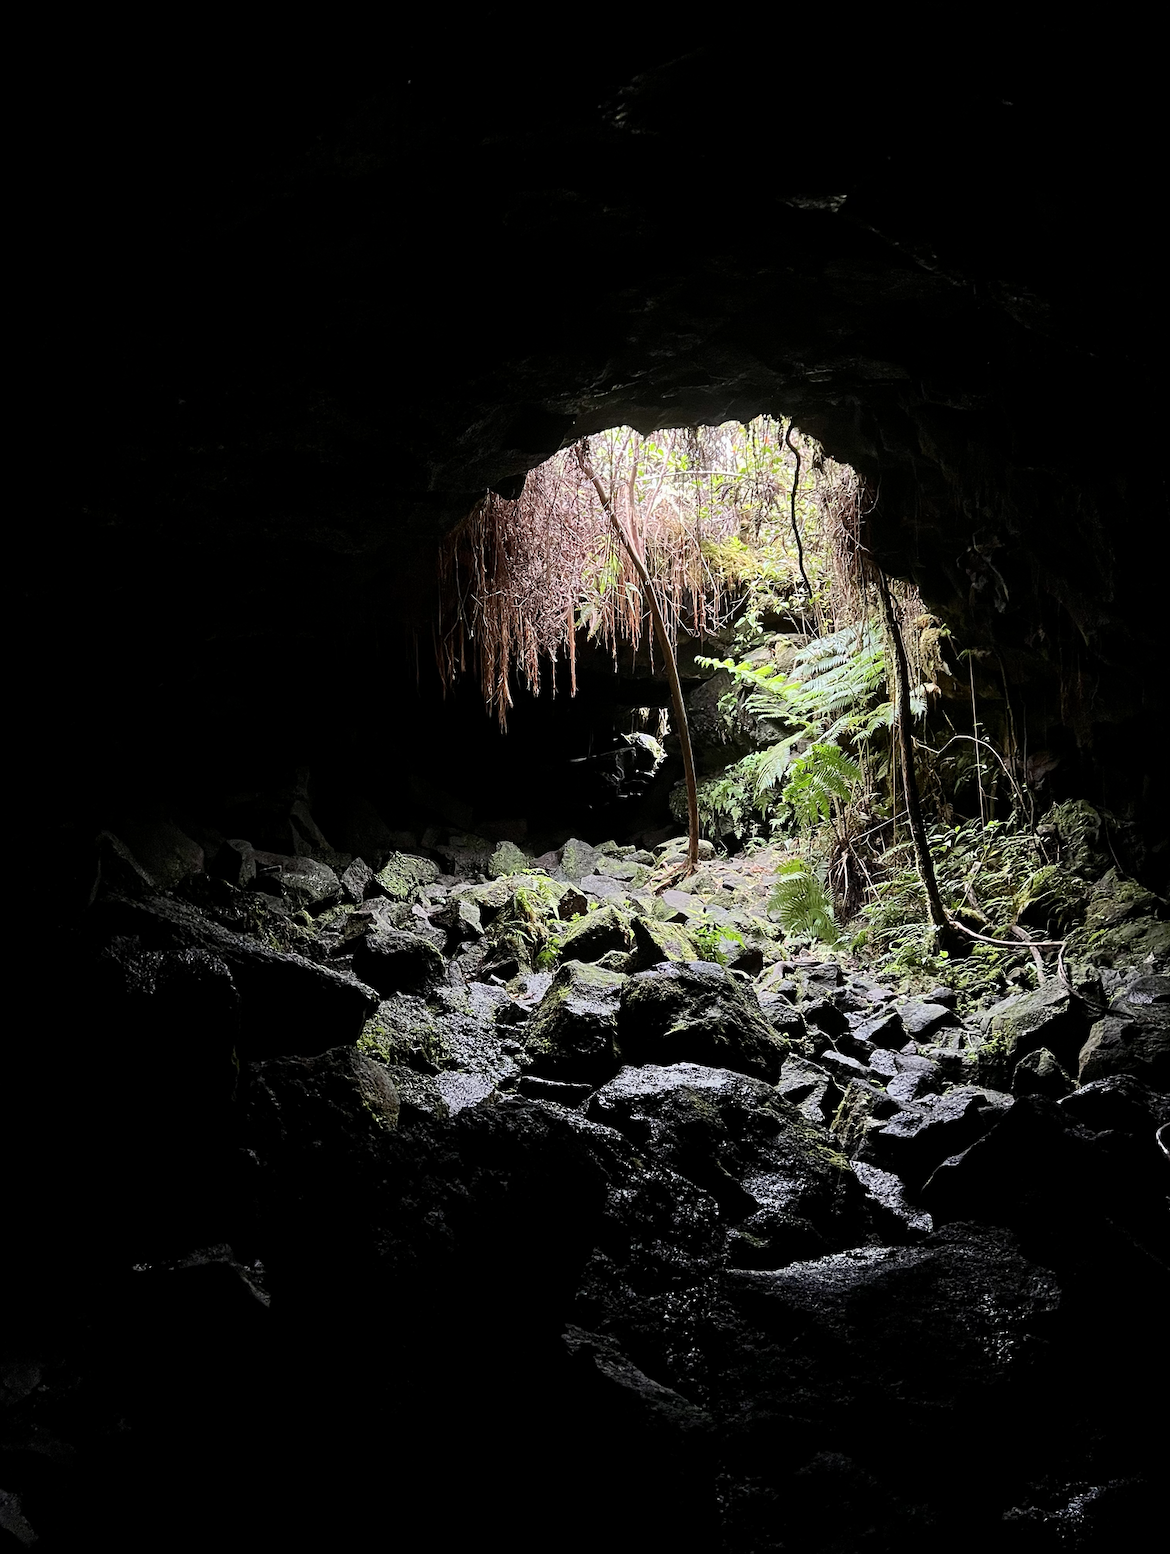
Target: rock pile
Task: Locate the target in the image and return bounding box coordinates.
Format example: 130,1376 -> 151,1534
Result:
5,822 -> 1167,1551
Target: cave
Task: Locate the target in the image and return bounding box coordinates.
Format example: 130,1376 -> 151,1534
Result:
6,40 -> 1167,1553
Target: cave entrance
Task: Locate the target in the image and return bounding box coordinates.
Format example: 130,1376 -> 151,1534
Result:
415,416 -> 872,855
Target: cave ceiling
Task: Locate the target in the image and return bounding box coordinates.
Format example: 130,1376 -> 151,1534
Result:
43,41 -> 1166,834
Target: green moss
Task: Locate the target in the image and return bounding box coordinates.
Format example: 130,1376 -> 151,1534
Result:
357,996 -> 447,1070
375,851 -> 441,903
488,841 -> 531,878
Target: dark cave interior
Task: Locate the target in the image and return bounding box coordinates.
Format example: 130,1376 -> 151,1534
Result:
6,36 -> 1168,1553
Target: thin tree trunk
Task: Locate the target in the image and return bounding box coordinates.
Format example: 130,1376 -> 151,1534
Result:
876,568 -> 954,943
579,449 -> 701,875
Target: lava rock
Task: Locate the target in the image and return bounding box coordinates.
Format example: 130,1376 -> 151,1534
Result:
922,1094 -> 1170,1274
249,850 -> 340,913
723,1221 -> 1060,1403
339,856 -> 375,905
517,1076 -> 595,1108
626,914 -> 700,971
850,1008 -> 906,1049
85,893 -> 380,1057
210,837 -> 257,889
896,999 -> 956,1040
559,838 -> 602,881
776,1054 -> 843,1126
1059,1073 -> 1170,1135
350,929 -> 448,997
587,1062 -> 869,1262
523,960 -> 625,1085
981,979 -> 1089,1079
850,1161 -> 933,1240
557,903 -> 635,963
1077,975 -> 1170,1087
1012,1046 -> 1075,1099
620,961 -> 789,1082
373,851 -> 441,902
848,1084 -> 1014,1191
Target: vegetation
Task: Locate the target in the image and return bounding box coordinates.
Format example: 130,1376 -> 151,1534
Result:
434,414 -> 1100,970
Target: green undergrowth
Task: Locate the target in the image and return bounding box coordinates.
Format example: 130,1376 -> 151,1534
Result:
850,816 -> 1060,1004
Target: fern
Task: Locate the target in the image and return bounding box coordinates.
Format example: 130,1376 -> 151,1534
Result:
768,860 -> 840,945
782,743 -> 861,829
750,739 -> 797,800
702,625 -> 887,747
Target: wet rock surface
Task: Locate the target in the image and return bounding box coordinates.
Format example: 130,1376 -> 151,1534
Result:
7,827 -> 1168,1552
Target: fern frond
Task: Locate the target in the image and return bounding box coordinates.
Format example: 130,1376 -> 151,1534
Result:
751,740 -> 796,799
782,742 -> 861,828
768,859 -> 840,945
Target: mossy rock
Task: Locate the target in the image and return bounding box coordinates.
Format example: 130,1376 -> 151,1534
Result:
556,903 -> 634,964
523,960 -> 626,1085
560,838 -> 601,882
977,979 -> 1088,1085
626,915 -> 700,972
358,994 -> 448,1071
619,960 -> 788,1083
1082,869 -> 1163,930
488,841 -> 531,878
375,851 -> 441,902
1065,915 -> 1170,970
1014,864 -> 1090,933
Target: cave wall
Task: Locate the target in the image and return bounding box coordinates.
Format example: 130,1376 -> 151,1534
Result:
39,40 -> 1166,872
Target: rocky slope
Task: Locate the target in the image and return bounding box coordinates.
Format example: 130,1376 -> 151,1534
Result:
4,811 -> 1166,1551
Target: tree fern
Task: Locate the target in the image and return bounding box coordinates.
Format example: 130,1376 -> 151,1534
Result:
768,859 -> 840,945
703,625 -> 887,746
782,743 -> 861,828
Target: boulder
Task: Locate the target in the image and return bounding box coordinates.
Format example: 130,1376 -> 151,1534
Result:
1077,974 -> 1169,1088
829,1078 -> 903,1158
587,1062 -> 870,1262
523,960 -> 625,1085
351,930 -> 448,997
85,893 -> 380,1057
339,856 -> 375,905
850,1161 -> 933,1240
358,987 -> 522,1094
620,961 -> 789,1082
922,1094 -> 1170,1280
775,1054 -> 844,1127
373,851 -> 442,902
488,840 -> 530,877
432,895 -> 483,942
250,850 -> 340,913
114,816 -> 205,889
850,1009 -> 906,1049
723,1222 -> 1061,1403
626,915 -> 700,971
210,838 -> 256,889
839,1081 -> 1013,1191
557,903 -> 634,964
559,838 -> 602,881
980,978 -> 1089,1081
1012,1046 -> 1074,1099
896,999 -> 956,1041
579,874 -> 629,902
1078,1015 -> 1170,1088
1059,1073 -> 1170,1136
